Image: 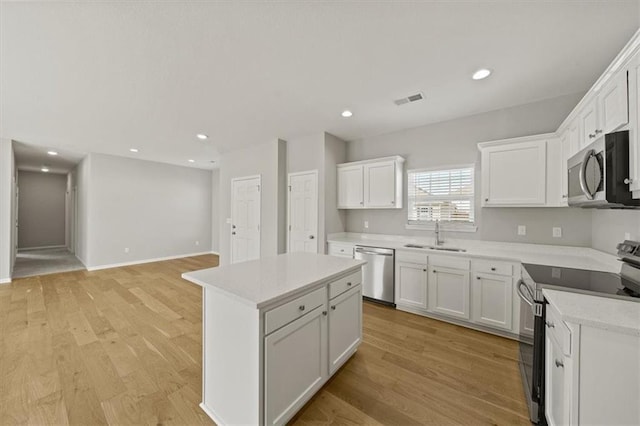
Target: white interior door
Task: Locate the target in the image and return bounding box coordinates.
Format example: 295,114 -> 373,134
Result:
288,171 -> 318,253
231,175 -> 261,264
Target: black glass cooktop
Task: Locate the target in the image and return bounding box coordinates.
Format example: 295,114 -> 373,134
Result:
523,263 -> 640,299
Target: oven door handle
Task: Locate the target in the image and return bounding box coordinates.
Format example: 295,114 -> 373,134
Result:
517,279 -> 534,307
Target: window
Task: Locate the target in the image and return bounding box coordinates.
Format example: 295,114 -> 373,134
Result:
407,165 -> 475,229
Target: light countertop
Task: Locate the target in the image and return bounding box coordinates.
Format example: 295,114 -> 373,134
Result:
543,288 -> 640,336
327,232 -> 620,273
182,252 -> 365,309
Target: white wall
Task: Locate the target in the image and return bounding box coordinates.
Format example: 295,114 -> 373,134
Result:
211,169 -> 220,254
218,139 -> 287,265
345,92 -> 595,246
84,153 -> 212,269
0,139 -> 15,282
592,210 -> 640,254
74,155 -> 91,266
17,170 -> 67,249
324,133 -> 348,246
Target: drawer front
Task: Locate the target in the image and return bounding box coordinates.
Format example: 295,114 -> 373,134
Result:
265,287 -> 327,335
328,243 -> 354,258
329,270 -> 362,299
472,259 -> 513,276
429,255 -> 470,270
545,302 -> 571,356
396,250 -> 428,265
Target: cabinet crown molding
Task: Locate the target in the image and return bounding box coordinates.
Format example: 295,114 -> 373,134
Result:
337,155 -> 405,168
477,132 -> 558,150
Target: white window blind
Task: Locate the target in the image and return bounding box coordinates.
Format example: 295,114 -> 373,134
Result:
408,166 -> 475,224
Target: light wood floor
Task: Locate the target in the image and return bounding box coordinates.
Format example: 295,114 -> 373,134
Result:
0,255 -> 529,425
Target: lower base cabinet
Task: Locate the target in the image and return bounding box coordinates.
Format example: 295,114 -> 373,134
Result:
471,273 -> 513,331
265,306 -> 328,425
545,328 -> 571,426
428,266 -> 470,320
329,285 -> 362,374
395,261 -> 428,309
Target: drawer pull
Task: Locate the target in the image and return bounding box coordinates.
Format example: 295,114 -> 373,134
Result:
491,267 -> 496,271
433,270 -> 436,273
555,359 -> 564,368
546,321 -> 555,328
299,305 -> 305,311
423,269 -> 427,272
347,282 -> 352,286
476,276 -> 481,280
331,305 -> 336,310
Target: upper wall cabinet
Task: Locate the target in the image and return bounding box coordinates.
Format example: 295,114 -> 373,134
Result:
479,134 -> 562,207
599,70 -> 629,134
337,156 -> 404,209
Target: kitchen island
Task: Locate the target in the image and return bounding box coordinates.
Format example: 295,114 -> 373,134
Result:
182,252 -> 366,426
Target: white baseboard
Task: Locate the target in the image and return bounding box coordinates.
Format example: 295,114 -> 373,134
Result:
0,277 -> 11,285
199,402 -> 227,425
18,245 -> 67,252
211,251 -> 220,256
87,251 -> 216,272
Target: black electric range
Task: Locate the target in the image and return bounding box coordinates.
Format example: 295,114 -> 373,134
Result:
518,241 -> 640,425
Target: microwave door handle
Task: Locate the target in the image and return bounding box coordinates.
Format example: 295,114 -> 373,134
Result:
579,149 -> 596,200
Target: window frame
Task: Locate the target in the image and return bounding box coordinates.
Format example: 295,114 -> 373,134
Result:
405,164 -> 478,233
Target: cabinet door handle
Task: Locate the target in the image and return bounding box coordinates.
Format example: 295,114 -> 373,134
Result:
589,133 -> 596,139
423,269 -> 427,272
595,129 -> 603,135
347,282 -> 352,286
299,305 -> 305,311
485,198 -> 489,202
555,359 -> 564,368
624,178 -> 633,185
432,270 -> 437,273
490,267 -> 496,271
322,310 -> 327,316
476,276 -> 481,280
546,320 -> 555,328
331,305 -> 336,310
359,201 -> 364,205
391,201 -> 394,204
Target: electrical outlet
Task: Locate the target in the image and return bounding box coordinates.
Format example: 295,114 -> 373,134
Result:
552,227 -> 562,238
625,232 -> 632,240
517,225 -> 526,236
195,240 -> 200,246
364,221 -> 369,229
124,247 -> 129,253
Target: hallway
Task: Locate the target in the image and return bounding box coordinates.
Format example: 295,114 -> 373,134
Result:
12,247 -> 85,279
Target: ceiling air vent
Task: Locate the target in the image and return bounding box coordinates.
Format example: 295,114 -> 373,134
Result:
394,92 -> 424,106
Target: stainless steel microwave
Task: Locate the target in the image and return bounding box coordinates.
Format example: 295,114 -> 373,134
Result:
567,130 -> 640,208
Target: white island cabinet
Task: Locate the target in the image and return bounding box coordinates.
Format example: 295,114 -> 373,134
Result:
182,252 -> 365,426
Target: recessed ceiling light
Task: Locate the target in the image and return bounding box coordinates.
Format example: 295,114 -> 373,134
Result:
472,68 -> 492,80
129,148 -> 139,153
188,159 -> 195,163
41,167 -> 49,172
196,134 -> 208,140
47,151 -> 58,156
341,110 -> 353,118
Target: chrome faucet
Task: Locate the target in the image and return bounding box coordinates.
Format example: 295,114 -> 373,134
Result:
435,220 -> 444,246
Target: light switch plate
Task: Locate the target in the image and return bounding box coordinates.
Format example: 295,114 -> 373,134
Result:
553,227 -> 562,238
364,221 -> 369,229
517,225 -> 526,236
625,232 -> 631,240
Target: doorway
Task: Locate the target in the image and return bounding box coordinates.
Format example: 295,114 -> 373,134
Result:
287,170 -> 318,253
230,175 -> 261,264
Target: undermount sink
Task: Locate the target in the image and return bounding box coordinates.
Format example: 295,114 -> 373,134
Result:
403,243 -> 467,253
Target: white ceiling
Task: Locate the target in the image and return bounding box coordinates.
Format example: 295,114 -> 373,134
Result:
2,1 -> 639,170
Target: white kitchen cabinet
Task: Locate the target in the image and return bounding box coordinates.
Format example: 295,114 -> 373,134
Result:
328,285 -> 362,374
546,137 -> 565,207
395,261 -> 428,310
327,242 -> 354,258
337,164 -> 364,208
479,136 -> 549,206
628,50 -> 640,194
363,160 -> 397,208
579,99 -> 600,149
265,305 -> 327,425
599,70 -> 629,134
471,273 -> 513,331
568,120 -> 581,158
428,265 -> 470,320
337,156 -> 404,209
559,131 -> 570,204
545,328 -> 571,426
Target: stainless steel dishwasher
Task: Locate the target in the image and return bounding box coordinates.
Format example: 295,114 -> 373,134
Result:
354,246 -> 395,305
